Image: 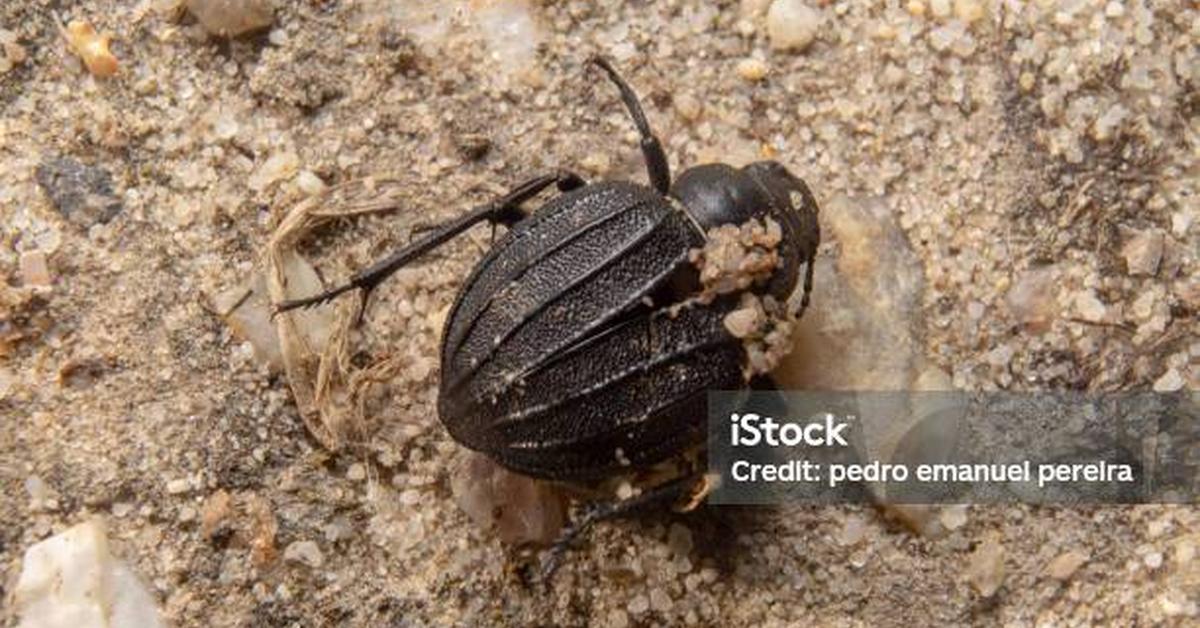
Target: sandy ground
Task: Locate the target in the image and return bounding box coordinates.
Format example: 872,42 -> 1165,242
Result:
1,0 -> 1197,626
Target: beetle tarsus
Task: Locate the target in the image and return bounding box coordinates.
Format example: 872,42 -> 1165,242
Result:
795,249 -> 816,319
271,283 -> 359,318
538,474 -> 698,582
270,170 -> 585,320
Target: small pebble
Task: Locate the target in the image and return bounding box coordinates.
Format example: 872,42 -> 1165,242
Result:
1152,369 -> 1184,392
1159,591 -> 1197,617
450,451 -> 567,545
296,170 -> 327,196
187,0 -> 275,37
965,534 -> 1005,597
939,505 -> 968,531
1121,229 -> 1164,276
674,93 -> 702,121
19,251 -> 51,287
627,594 -> 650,615
35,157 -> 122,227
1130,291 -> 1156,321
723,306 -> 762,338
985,344 -> 1013,368
1073,290 -> 1107,323
25,476 -> 50,507
249,151 -> 300,192
166,479 -> 191,495
736,58 -> 769,81
839,515 -> 867,545
953,0 -> 984,23
283,540 -> 324,568
766,0 -> 821,52
649,588 -> 673,613
1007,266 -> 1058,330
1043,550 -> 1088,581
1146,516 -> 1171,539
667,523 -> 694,556
1,31 -> 26,73
347,463 -> 366,482
1171,211 -> 1193,237
200,490 -> 233,538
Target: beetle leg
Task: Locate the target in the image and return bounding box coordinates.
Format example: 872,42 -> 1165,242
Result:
272,170 -> 584,317
539,473 -> 698,580
795,248 -> 816,319
590,56 -> 671,196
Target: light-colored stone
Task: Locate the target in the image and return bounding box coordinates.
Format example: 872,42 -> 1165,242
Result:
284,540 -> 324,568
668,523 -> 694,556
839,515 -> 867,545
939,505 -> 968,531
1152,368 -> 1184,392
296,170 -> 326,196
13,519 -> 164,628
1007,266 -> 1059,330
1073,290 -> 1108,322
953,0 -> 985,23
186,0 -> 275,37
249,150 -> 300,192
19,251 -> 51,287
1044,550 -> 1088,581
649,588 -> 673,613
1121,229 -> 1164,276
470,0 -> 543,82
766,0 -> 821,51
965,534 -> 1005,597
723,304 -> 763,338
736,57 -> 769,81
450,450 -> 567,545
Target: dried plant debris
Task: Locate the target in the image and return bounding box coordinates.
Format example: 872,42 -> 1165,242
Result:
266,178 -> 412,450
35,157 -> 123,228
62,20 -> 118,77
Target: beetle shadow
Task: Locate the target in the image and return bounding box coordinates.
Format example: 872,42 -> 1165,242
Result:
672,502 -> 825,575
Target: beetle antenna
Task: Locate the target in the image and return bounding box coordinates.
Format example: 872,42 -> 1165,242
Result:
589,56 -> 671,196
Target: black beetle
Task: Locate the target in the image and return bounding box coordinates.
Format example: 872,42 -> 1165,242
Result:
276,57 -> 820,553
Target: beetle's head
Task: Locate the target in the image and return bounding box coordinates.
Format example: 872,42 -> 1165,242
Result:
671,160 -> 820,301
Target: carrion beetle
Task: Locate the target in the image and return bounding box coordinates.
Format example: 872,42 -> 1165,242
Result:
275,57 -> 820,568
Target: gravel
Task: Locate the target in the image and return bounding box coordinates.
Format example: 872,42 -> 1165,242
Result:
33,157 -> 122,227
1,0 -> 1196,625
